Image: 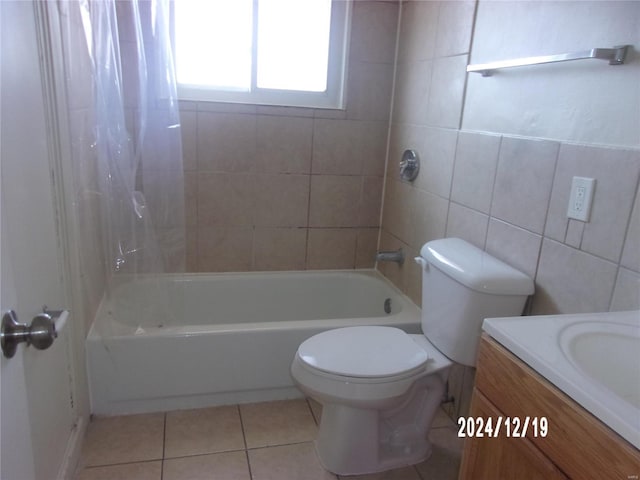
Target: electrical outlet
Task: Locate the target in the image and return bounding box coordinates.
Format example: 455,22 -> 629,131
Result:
567,176 -> 595,222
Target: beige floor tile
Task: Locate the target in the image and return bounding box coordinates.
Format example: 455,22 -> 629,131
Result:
80,413 -> 164,467
248,442 -> 336,480
240,399 -> 318,448
338,465 -> 421,480
415,426 -> 463,480
308,397 -> 323,425
431,406 -> 456,428
164,405 -> 245,458
163,451 -> 251,480
75,461 -> 161,480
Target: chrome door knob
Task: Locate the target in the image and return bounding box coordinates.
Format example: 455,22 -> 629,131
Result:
27,313 -> 57,351
1,310 -> 62,358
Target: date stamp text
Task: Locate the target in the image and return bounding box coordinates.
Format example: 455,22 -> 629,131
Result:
457,416 -> 549,438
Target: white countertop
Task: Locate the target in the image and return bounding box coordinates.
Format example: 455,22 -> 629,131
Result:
483,310 -> 640,449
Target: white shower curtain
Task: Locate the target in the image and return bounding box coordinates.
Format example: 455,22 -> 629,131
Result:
55,0 -> 186,331
88,0 -> 185,276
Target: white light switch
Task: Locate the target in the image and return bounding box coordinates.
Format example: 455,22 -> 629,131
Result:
567,176 -> 595,222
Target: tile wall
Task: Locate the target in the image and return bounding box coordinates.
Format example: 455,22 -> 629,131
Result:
379,0 -> 640,420
179,1 -> 399,272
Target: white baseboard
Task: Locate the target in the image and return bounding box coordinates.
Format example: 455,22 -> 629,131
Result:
57,415 -> 88,480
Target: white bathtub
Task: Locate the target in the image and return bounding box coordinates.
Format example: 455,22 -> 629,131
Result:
86,270 -> 422,415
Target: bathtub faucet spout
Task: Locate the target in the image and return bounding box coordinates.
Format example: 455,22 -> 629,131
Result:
375,248 -> 405,265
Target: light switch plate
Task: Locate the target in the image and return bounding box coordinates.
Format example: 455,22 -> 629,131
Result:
567,176 -> 595,222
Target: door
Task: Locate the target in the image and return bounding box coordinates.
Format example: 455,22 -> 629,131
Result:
1,2 -> 76,479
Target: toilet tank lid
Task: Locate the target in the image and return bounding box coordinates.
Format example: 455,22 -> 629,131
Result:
420,238 -> 534,295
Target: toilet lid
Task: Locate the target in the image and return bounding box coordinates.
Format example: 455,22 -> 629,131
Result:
297,326 -> 429,378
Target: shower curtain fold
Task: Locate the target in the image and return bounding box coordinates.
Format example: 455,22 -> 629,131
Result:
57,0 -> 186,332
88,0 -> 185,277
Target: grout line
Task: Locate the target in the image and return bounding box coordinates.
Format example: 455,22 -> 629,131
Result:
237,404 -> 249,451
245,449 -> 254,480
246,439 -> 318,452
236,404 -> 255,480
306,397 -> 320,426
375,0 -> 403,262
162,448 -> 249,461
81,458 -> 163,469
160,412 -> 167,479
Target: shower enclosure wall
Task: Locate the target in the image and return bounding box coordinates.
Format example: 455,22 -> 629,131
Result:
58,0 -> 400,416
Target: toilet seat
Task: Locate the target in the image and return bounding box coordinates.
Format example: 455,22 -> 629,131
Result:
297,326 -> 429,380
291,328 -> 452,411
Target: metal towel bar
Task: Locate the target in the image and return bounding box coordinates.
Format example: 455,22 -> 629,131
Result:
467,45 -> 630,77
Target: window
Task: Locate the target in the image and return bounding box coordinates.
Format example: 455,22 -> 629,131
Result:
174,0 -> 351,109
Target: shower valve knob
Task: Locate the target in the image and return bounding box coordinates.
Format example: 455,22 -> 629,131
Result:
399,149 -> 420,182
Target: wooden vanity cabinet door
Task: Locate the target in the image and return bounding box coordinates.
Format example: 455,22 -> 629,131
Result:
474,335 -> 640,479
458,389 -> 568,480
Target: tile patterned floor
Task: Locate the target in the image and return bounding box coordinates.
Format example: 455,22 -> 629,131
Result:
75,399 -> 462,480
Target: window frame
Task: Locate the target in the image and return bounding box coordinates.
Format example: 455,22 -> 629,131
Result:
174,0 -> 351,110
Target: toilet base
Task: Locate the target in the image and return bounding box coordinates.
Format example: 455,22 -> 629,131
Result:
313,369 -> 448,476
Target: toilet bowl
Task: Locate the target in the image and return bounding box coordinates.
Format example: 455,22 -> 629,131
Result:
291,238 -> 535,475
291,326 -> 452,475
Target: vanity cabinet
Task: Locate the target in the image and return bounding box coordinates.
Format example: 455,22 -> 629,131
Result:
459,334 -> 640,480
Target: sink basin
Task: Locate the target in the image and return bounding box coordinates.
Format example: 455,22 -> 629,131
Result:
560,321 -> 640,409
483,310 -> 640,449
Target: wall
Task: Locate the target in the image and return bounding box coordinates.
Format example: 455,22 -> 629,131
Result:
464,1 -> 640,147
179,1 -> 398,272
54,1 -> 108,433
379,0 -> 640,419
59,2 -> 106,334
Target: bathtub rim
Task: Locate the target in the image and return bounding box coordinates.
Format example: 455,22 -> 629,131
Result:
88,268 -> 422,340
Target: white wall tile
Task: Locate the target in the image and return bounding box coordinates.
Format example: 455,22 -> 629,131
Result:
620,182 -> 640,272
532,239 -> 617,314
445,203 -> 488,250
253,175 -> 309,227
491,136 -> 559,234
312,120 -> 387,176
346,62 -> 394,121
359,177 -> 384,228
350,1 -> 399,64
610,268 -> 640,311
463,1 -> 640,147
451,132 -> 501,214
412,127 -> 458,199
435,1 -> 476,57
306,229 -> 357,269
413,189 -> 449,248
253,228 -> 308,271
355,228 -> 379,269
392,61 -> 433,125
485,218 -> 542,279
398,1 -> 439,63
381,179 -> 416,246
309,175 -> 361,228
180,111 -> 197,171
255,116 -> 312,174
426,55 -> 468,129
197,113 -> 256,172
197,227 -> 253,272
545,144 -> 640,262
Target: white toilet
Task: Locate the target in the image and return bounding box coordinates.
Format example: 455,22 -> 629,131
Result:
290,238 -> 534,475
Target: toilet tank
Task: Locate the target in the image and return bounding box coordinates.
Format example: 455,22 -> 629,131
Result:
419,238 -> 534,366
